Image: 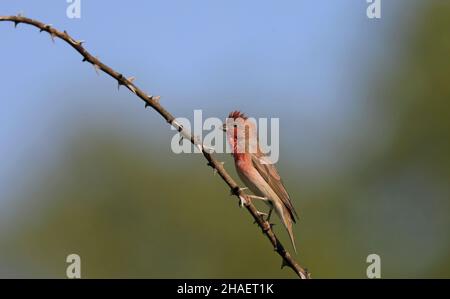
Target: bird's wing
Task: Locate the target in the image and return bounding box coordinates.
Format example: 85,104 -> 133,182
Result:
250,150 -> 299,221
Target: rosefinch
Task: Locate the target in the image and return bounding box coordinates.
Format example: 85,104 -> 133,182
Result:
223,111 -> 299,253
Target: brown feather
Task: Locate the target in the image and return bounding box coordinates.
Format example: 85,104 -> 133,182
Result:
250,150 -> 299,222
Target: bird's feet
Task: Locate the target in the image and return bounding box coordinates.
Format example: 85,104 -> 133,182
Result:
238,194 -> 249,207
248,195 -> 268,202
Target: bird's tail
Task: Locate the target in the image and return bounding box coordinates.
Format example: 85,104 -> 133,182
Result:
281,207 -> 297,254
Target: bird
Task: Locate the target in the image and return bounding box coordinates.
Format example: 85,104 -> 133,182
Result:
223,111 -> 299,253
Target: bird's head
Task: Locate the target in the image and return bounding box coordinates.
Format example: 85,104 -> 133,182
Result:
223,111 -> 257,154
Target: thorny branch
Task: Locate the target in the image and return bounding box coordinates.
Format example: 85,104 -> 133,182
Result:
0,15 -> 310,279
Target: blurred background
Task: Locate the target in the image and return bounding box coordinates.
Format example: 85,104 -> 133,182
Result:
0,0 -> 449,278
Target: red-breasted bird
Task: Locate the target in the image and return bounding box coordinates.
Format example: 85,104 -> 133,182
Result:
223,111 -> 299,253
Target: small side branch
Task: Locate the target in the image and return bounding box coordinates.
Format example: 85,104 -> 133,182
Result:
0,15 -> 310,279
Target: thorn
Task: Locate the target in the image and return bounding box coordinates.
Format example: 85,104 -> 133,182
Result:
281,259 -> 289,269
195,143 -> 203,152
179,136 -> 184,145
14,12 -> 21,27
82,57 -> 87,62
230,186 -> 246,196
304,269 -> 310,279
202,145 -> 214,153
127,84 -> 137,94
171,120 -> 183,132
145,102 -> 150,108
49,32 -> 56,43
93,64 -> 100,75
117,75 -> 124,90
256,211 -> 268,217
193,137 -> 202,150
15,13 -> 24,27
124,77 -> 137,94
253,211 -> 268,224
68,35 -> 85,46
40,24 -> 51,33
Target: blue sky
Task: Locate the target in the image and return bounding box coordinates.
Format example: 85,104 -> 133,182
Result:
0,0 -> 418,210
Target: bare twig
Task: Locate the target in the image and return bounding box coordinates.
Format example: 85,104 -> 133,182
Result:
0,15 -> 310,279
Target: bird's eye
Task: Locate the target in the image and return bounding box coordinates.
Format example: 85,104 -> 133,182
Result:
234,124 -> 237,128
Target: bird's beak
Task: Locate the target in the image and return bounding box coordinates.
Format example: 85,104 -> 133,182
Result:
222,123 -> 228,132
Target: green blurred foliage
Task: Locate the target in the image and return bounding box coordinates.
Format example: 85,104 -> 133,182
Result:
1,2 -> 450,278
1,131 -> 311,278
